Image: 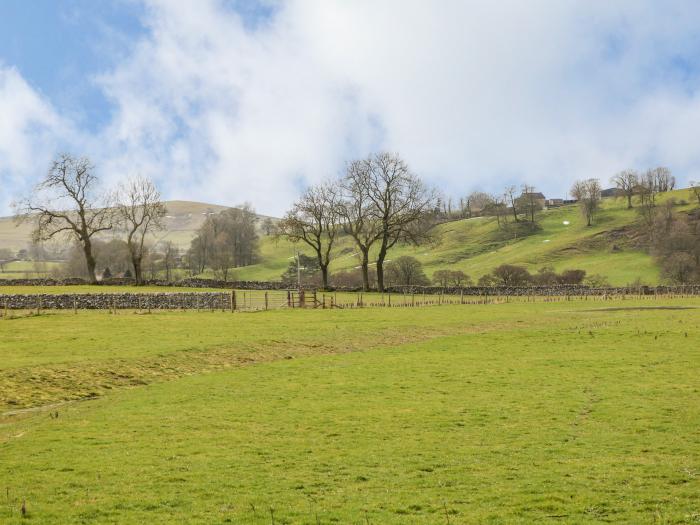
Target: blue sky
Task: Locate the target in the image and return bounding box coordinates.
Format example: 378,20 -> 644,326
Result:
2,1 -> 700,216
0,0 -> 146,131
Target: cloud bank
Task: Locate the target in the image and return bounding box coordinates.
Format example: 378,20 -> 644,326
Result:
3,1 -> 700,216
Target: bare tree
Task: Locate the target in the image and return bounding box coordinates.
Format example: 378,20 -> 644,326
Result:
14,154 -> 113,283
519,185 -> 542,223
339,159 -> 383,291
278,181 -> 341,289
362,152 -> 437,292
115,176 -> 166,284
571,178 -> 602,226
649,166 -> 675,193
611,169 -> 639,209
504,185 -> 519,222
690,180 -> 700,206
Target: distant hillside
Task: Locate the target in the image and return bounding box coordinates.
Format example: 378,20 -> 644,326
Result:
2,190 -> 698,285
0,200 -> 276,252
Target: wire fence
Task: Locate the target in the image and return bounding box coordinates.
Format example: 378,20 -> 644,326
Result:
1,286 -> 699,316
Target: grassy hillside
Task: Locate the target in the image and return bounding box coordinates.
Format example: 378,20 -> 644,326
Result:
3,190 -> 697,285
2,300 -> 699,522
237,188 -> 698,285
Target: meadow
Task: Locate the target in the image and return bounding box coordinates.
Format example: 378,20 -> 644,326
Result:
1,299 -> 699,523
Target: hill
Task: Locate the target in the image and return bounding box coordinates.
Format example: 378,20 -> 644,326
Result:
1,190 -> 697,285
0,200 -> 275,252
231,188 -> 698,286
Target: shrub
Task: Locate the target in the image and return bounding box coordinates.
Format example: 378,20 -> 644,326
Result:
492,264 -> 531,285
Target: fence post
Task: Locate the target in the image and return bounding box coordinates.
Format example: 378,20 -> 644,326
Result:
322,294 -> 326,309
388,292 -> 391,306
37,295 -> 42,315
231,290 -> 235,312
265,291 -> 269,310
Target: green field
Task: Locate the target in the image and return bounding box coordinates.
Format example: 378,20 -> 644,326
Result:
2,299 -> 699,523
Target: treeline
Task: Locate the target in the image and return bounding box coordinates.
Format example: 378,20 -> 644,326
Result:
13,151 -> 700,286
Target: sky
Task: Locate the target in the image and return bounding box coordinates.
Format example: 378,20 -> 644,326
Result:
2,0 -> 700,217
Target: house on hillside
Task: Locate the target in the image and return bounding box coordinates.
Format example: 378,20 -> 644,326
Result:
519,191 -> 546,208
545,198 -> 564,207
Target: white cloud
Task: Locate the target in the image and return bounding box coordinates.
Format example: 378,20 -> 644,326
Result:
0,65 -> 67,214
5,1 -> 700,216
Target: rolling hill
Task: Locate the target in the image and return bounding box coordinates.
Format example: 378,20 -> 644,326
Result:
1,190 -> 697,285
230,188 -> 698,286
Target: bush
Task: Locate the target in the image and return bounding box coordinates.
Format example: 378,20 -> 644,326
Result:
385,256 -> 430,286
558,269 -> 586,285
492,264 -> 531,285
331,268 -> 376,289
432,269 -> 472,287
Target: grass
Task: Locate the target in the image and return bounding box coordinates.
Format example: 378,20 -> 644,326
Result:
3,190 -> 698,286
228,189 -> 698,286
1,299 -> 699,523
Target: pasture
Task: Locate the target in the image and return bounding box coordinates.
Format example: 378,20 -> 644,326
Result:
1,300 -> 699,523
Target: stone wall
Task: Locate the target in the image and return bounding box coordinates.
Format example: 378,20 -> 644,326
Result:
2,277 -> 700,297
382,284 -> 700,296
0,292 -> 232,310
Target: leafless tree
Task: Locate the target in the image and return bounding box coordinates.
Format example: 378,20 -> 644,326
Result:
14,154 -> 113,283
504,185 -> 519,222
115,176 -> 166,284
339,159 -> 383,291
360,152 -> 437,292
610,169 -> 639,209
278,181 -> 341,289
690,181 -> 700,206
519,185 -> 542,223
649,166 -> 675,193
570,178 -> 602,227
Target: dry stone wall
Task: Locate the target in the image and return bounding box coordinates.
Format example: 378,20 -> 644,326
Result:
0,292 -> 231,310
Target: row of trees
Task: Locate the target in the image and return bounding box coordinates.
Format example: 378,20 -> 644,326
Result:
279,152 -> 437,292
15,154 -> 166,284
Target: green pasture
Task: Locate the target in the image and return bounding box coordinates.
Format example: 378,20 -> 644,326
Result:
1,299 -> 699,523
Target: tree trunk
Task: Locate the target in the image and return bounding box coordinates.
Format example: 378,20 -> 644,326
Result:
376,243 -> 388,293
83,239 -> 98,284
133,256 -> 143,284
360,247 -> 370,292
320,264 -> 329,290
627,193 -> 632,209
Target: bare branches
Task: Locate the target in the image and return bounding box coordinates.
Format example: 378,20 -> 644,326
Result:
279,181 -> 341,289
14,153 -> 113,283
340,152 -> 437,292
610,169 -> 639,209
571,178 -> 601,227
115,176 -> 166,284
